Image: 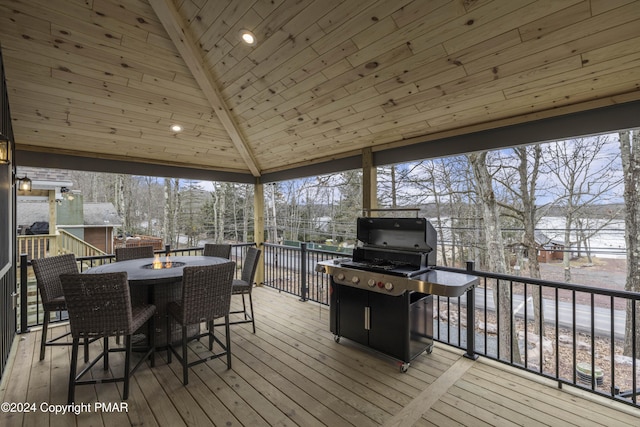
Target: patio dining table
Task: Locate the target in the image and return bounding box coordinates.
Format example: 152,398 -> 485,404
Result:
84,255 -> 230,347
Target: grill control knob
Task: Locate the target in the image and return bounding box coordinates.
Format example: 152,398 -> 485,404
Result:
384,282 -> 394,291
367,279 -> 376,287
337,273 -> 345,281
351,276 -> 360,284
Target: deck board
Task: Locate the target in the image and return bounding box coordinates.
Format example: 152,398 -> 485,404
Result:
1,286 -> 639,426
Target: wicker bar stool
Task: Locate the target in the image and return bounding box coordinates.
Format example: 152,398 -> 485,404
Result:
167,262 -> 235,385
31,254 -> 93,362
203,243 -> 232,259
60,272 -> 156,403
228,247 -> 261,333
115,245 -> 155,261
114,245 -> 155,344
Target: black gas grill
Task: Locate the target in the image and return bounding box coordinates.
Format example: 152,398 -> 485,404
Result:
316,217 -> 478,371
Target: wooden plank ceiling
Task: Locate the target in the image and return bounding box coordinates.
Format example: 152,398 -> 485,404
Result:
1,0 -> 639,178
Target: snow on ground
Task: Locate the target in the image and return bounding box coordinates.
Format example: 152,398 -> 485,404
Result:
432,216 -> 627,259
536,217 -> 626,259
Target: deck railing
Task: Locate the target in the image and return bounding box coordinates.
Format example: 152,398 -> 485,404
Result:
263,242 -> 341,304
434,265 -> 640,407
58,230 -> 106,257
17,234 -> 57,260
260,242 -> 640,409
17,230 -> 106,260
15,240 -> 640,408
16,243 -> 255,333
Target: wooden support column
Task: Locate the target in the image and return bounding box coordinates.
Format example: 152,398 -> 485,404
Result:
48,190 -> 58,255
362,148 -> 378,217
253,178 -> 265,286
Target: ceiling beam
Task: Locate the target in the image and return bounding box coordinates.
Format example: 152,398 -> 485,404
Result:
16,149 -> 255,183
148,0 -> 261,177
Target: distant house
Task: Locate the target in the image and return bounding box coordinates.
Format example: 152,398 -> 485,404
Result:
312,216 -> 332,232
62,202 -> 122,253
17,200 -> 122,254
16,167 -> 122,254
535,231 -> 565,263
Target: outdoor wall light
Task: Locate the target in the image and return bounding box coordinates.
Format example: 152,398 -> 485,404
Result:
0,138 -> 9,165
61,186 -> 75,200
16,175 -> 32,192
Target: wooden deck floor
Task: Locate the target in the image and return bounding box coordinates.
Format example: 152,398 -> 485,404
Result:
1,286 -> 638,426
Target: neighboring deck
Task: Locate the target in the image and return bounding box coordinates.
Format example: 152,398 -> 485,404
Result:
1,287 -> 638,427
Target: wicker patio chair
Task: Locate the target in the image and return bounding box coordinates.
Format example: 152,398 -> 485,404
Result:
114,245 -> 155,343
203,243 -> 232,259
60,272 -> 156,403
115,245 -> 155,261
167,262 -> 235,385
31,254 -> 93,362
228,247 -> 261,333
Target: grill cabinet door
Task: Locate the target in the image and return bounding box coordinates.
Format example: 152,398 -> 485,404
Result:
368,291 -> 410,361
335,284 -> 369,346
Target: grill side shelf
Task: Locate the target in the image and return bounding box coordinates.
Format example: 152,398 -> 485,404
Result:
407,270 -> 478,297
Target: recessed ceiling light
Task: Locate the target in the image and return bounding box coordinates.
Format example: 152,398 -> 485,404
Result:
171,124 -> 182,132
239,30 -> 257,46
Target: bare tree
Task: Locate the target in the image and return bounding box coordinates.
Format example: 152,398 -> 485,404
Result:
162,178 -> 181,247
141,176 -> 162,236
280,180 -> 303,241
268,183 -> 279,243
619,129 -> 640,358
468,151 -> 521,363
70,170 -> 104,202
391,160 -> 453,265
114,174 -> 129,233
241,184 -> 252,242
413,161 -> 449,265
177,182 -> 207,247
492,145 -> 547,334
311,171 -> 361,243
229,184 -> 239,242
210,183 -> 221,242
202,182 -> 245,243
220,183 -> 230,241
390,165 -> 398,208
173,179 -> 181,246
543,137 -> 622,282
378,157 -> 477,267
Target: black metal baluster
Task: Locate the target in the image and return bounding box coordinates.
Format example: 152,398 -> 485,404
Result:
484,277 -> 488,357
590,293 -> 595,391
555,287 -> 559,384
571,290 -> 578,384
300,243 -> 307,302
524,282 -> 528,369
610,295 -> 616,397
510,280 -> 514,364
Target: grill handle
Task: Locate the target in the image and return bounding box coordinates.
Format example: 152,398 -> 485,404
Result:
364,306 -> 370,330
362,208 -> 420,218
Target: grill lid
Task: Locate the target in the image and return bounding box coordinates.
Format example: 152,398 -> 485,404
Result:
357,217 -> 436,250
